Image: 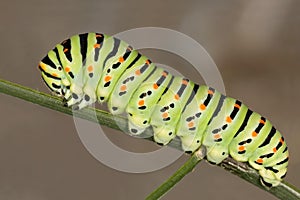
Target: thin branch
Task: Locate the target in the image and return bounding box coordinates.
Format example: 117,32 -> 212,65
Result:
0,78 -> 299,200
146,147 -> 206,200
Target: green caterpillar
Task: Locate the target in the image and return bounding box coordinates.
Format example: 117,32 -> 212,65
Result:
39,32 -> 289,187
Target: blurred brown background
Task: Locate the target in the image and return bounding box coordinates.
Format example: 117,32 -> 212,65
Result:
0,0 -> 299,199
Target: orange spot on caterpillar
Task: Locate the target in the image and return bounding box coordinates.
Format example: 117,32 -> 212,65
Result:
226,116 -> 232,123
252,131 -> 258,137
256,158 -> 263,164
138,100 -> 144,106
96,34 -> 102,37
104,76 -> 111,82
94,43 -> 100,48
208,90 -> 214,95
63,48 -> 68,52
65,66 -> 71,73
174,94 -> 180,100
239,146 -> 245,151
52,73 -> 58,77
162,71 -> 168,77
120,85 -> 127,91
273,147 -> 277,153
119,57 -> 124,63
145,59 -> 150,65
188,122 -> 194,128
234,104 -> 241,109
39,63 -> 46,71
153,83 -> 159,89
87,65 -> 93,72
280,137 -> 284,144
200,104 -> 206,110
162,112 -> 168,119
182,79 -> 188,85
213,134 -> 221,139
135,70 -> 141,75
260,119 -> 266,124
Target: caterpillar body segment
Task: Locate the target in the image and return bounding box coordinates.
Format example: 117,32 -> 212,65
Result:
107,54 -> 156,115
176,86 -> 222,152
150,76 -> 195,145
126,67 -> 173,135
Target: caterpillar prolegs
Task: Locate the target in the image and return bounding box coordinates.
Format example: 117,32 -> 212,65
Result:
39,32 -> 289,187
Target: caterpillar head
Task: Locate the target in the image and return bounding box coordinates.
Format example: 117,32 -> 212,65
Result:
39,56 -> 68,97
39,43 -> 76,100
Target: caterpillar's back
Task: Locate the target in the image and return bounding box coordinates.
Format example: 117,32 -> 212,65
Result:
39,32 -> 289,187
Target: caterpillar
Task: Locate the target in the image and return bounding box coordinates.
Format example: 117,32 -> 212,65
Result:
38,32 -> 289,188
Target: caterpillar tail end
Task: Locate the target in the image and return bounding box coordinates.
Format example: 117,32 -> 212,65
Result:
259,168 -> 287,188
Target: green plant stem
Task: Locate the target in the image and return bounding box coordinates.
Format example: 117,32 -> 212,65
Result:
0,78 -> 299,200
146,147 -> 206,200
